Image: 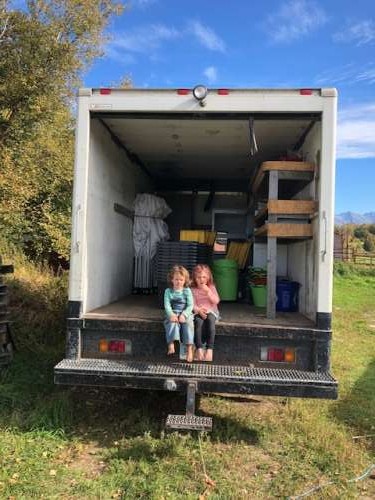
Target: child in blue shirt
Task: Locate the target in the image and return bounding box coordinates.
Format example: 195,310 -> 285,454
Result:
164,265 -> 194,362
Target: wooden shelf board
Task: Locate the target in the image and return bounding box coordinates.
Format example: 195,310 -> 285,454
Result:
255,223 -> 313,239
262,161 -> 315,172
252,161 -> 315,195
268,200 -> 318,215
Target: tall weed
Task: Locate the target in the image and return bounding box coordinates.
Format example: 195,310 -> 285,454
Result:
1,239 -> 68,352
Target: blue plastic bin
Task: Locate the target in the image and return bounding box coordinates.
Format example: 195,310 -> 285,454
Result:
276,280 -> 300,312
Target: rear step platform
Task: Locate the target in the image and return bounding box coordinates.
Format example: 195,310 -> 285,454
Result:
54,359 -> 338,400
166,414 -> 213,431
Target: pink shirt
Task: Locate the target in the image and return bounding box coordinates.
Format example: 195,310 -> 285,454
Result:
192,284 -> 220,315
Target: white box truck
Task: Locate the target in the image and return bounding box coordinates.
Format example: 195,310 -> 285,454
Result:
55,86 -> 338,429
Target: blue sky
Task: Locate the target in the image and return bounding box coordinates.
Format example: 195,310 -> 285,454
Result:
83,0 -> 375,214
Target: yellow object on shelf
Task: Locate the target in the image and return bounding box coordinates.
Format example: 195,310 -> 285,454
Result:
226,241 -> 252,269
180,230 -> 216,246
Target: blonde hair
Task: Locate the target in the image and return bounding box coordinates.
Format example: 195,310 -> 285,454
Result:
191,264 -> 214,287
167,265 -> 190,287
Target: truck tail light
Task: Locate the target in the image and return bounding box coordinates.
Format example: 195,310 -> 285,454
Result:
109,340 -> 118,352
177,89 -> 190,95
100,88 -> 111,95
300,89 -> 312,95
99,339 -> 126,353
99,339 -> 108,352
217,89 -> 229,95
117,341 -> 125,353
284,348 -> 296,363
260,347 -> 296,363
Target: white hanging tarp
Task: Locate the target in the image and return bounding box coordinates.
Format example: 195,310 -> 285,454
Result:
133,194 -> 171,288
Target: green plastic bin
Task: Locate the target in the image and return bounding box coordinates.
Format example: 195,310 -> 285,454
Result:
250,285 -> 267,307
212,259 -> 238,301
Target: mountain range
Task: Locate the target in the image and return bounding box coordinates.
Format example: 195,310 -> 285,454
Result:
335,212 -> 375,225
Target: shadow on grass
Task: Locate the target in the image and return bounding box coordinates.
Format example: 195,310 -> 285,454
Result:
0,351 -> 260,447
331,358 -> 375,451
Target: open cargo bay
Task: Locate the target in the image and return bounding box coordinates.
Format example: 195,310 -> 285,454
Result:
55,88 -> 338,409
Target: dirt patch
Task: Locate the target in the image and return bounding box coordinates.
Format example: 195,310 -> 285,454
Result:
55,442 -> 106,478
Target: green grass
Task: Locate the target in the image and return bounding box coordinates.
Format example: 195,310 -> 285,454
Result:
0,255 -> 374,499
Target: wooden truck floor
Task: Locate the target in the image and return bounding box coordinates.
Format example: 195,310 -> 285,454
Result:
83,295 -> 314,329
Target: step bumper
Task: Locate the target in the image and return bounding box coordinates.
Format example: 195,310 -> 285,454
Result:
54,358 -> 338,399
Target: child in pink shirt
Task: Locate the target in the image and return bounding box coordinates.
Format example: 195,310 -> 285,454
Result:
191,264 -> 220,362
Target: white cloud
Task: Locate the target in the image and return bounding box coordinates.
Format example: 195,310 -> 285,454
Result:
265,0 -> 327,43
337,103 -> 375,159
315,63 -> 375,86
187,21 -> 226,52
106,21 -> 226,64
203,66 -> 218,83
111,25 -> 180,54
105,47 -> 136,65
333,20 -> 375,46
106,24 -> 180,64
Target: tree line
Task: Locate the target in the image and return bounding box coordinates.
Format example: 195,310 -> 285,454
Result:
336,224 -> 375,253
0,0 -> 124,265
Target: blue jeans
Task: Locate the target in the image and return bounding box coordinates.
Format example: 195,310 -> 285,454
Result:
164,317 -> 194,345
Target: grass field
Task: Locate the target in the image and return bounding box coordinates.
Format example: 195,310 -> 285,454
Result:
0,257 -> 374,499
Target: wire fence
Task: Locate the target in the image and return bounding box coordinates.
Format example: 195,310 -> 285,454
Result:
334,250 -> 375,266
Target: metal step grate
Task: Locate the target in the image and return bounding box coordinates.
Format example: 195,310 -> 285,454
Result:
166,414 -> 212,431
55,358 -> 336,385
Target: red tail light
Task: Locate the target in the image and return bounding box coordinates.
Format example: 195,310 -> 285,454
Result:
260,347 -> 296,363
268,348 -> 284,362
98,338 -> 131,354
109,340 -> 118,352
217,89 -> 229,95
100,88 -> 111,95
300,89 -> 312,95
177,89 -> 190,95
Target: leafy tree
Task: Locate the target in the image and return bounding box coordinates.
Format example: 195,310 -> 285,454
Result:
353,226 -> 368,240
0,0 -> 123,261
363,236 -> 375,253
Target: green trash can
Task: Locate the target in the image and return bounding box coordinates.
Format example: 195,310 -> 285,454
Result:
212,259 -> 239,301
250,285 -> 267,307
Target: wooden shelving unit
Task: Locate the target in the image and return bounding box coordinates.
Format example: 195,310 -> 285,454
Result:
252,161 -> 315,199
253,161 -> 317,319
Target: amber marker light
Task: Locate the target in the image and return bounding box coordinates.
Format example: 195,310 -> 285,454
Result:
99,339 -> 109,352
284,348 -> 296,363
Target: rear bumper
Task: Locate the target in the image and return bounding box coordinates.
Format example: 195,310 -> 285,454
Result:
54,359 -> 338,399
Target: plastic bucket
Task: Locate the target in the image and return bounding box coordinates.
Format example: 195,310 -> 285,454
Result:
250,285 -> 267,307
212,259 -> 238,301
276,280 -> 300,312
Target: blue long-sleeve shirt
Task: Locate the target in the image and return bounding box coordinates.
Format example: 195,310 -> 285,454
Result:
164,287 -> 193,319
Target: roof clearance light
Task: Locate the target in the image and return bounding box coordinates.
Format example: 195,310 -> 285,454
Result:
300,89 -> 313,95
177,89 -> 190,95
100,88 -> 111,95
217,89 -> 229,95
